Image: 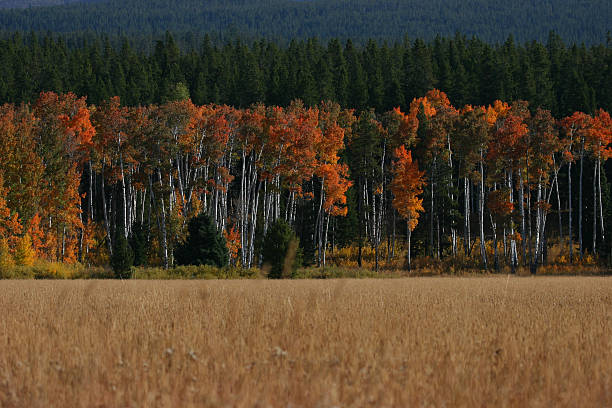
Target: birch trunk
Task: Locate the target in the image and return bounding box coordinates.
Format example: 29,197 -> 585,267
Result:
578,138 -> 584,258
479,152 -> 487,270
101,162 -> 113,255
592,160 -> 597,254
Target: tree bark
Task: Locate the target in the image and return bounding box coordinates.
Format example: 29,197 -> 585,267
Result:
479,152 -> 487,270
578,138 -> 584,258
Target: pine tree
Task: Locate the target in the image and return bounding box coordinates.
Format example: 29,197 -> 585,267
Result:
175,213 -> 228,267
111,232 -> 134,279
262,219 -> 302,279
128,222 -> 148,267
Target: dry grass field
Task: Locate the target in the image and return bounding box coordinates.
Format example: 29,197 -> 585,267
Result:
0,277 -> 611,407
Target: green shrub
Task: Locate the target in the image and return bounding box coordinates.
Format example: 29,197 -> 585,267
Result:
175,213 -> 228,267
261,220 -> 302,279
129,222 -> 149,267
111,233 -> 134,279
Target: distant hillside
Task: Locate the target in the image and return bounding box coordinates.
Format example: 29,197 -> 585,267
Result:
0,0 -> 610,44
0,0 -> 95,8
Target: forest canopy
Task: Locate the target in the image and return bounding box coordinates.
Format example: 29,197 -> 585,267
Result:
0,90 -> 609,274
0,0 -> 610,44
0,33 -> 611,118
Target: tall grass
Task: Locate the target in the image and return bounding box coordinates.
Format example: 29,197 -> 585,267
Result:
0,278 -> 610,407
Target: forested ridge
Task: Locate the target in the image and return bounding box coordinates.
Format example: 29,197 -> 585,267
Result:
0,0 -> 610,44
0,89 -> 610,274
1,33 -> 612,117
0,0 -> 96,8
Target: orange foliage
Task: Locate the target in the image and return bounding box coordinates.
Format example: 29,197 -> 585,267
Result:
391,146 -> 426,231
315,101 -> 354,217
559,111 -> 593,163
488,114 -> 529,171
485,100 -> 510,126
27,213 -> 46,259
487,189 -> 514,226
224,225 -> 241,262
591,109 -> 612,159
0,173 -> 22,245
319,163 -> 352,217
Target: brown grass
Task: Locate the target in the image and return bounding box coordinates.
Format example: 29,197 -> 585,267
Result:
0,277 -> 611,407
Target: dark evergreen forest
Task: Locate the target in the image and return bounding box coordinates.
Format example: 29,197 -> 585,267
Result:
0,0 -> 95,8
0,0 -> 609,44
1,32 -> 611,118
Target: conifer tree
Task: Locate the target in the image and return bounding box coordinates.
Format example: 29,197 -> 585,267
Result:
128,222 -> 148,267
175,213 -> 228,267
111,232 -> 133,279
262,219 -> 302,279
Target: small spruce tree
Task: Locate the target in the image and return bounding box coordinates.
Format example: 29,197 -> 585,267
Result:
175,213 -> 228,267
111,233 -> 134,279
129,222 -> 148,266
262,220 -> 302,279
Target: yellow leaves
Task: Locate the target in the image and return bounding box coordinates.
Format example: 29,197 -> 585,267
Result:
486,100 -> 510,126
0,238 -> 14,273
407,218 -> 419,232
13,234 -> 35,266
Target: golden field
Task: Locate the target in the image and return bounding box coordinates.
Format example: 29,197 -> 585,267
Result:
0,277 -> 611,407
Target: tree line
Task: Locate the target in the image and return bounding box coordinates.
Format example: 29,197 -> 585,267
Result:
1,32 -> 611,118
0,0 -> 609,44
0,90 -> 610,272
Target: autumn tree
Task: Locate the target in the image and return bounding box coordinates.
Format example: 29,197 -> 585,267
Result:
527,108 -> 559,272
559,111 -> 592,260
587,109 -> 612,255
314,101 -> 354,268
457,105 -> 494,269
391,146 -> 425,270
33,92 -> 94,262
13,234 -> 35,266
